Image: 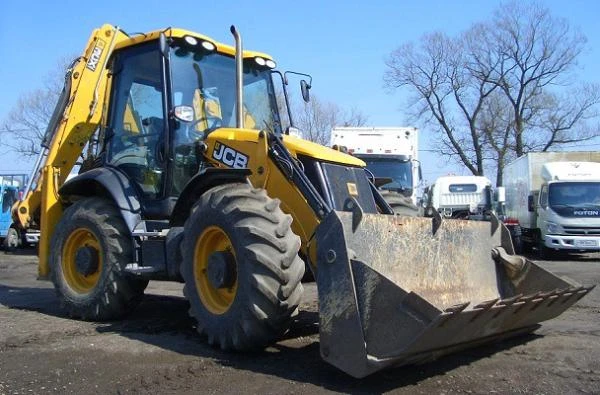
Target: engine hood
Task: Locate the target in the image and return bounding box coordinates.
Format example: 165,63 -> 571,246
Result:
282,134 -> 365,167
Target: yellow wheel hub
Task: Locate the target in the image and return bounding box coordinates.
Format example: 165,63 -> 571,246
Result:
194,226 -> 238,314
62,228 -> 103,294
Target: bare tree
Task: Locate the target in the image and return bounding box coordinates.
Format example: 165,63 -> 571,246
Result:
384,1 -> 600,185
384,30 -> 499,176
490,3 -> 599,157
294,94 -> 368,145
1,56 -> 74,158
477,91 -> 516,186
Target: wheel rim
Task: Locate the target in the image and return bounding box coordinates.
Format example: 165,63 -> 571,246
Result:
194,226 -> 238,315
62,228 -> 102,293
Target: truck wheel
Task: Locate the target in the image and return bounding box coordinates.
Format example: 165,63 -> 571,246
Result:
537,244 -> 554,260
521,240 -> 532,254
379,190 -> 419,217
3,227 -> 20,252
181,183 -> 304,350
50,198 -> 148,320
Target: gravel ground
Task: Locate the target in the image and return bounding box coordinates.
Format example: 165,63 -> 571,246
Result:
0,249 -> 598,394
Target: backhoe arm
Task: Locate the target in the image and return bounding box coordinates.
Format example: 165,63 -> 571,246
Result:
13,24 -> 126,278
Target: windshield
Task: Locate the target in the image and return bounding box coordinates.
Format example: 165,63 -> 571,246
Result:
360,157 -> 413,194
549,182 -> 600,207
169,43 -> 281,192
170,44 -> 281,135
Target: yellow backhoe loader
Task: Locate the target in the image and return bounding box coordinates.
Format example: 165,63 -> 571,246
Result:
12,24 -> 593,378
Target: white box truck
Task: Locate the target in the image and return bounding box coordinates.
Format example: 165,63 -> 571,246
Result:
503,152 -> 600,257
422,175 -> 494,219
330,127 -> 420,215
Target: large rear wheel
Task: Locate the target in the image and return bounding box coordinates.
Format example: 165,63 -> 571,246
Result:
50,198 -> 148,320
181,183 -> 304,350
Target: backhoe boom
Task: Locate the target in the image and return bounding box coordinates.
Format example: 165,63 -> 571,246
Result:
14,25 -> 124,277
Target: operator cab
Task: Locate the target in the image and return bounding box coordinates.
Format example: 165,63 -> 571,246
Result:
101,34 -> 281,219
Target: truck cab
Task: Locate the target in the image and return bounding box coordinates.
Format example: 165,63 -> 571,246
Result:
0,174 -> 35,249
330,127 -> 421,214
536,162 -> 600,252
423,175 -> 493,219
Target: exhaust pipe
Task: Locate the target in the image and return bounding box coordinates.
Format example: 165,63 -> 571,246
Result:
230,25 -> 244,129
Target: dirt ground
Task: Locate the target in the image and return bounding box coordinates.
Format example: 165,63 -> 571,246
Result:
0,249 -> 599,394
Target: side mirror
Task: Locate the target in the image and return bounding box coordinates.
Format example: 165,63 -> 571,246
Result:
300,79 -> 311,102
173,105 -> 194,122
527,195 -> 535,212
496,187 -> 506,204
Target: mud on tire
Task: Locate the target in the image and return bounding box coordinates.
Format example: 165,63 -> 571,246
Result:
50,198 -> 148,320
181,183 -> 304,350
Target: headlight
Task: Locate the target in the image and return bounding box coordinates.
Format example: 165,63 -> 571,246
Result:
546,222 -> 561,234
183,35 -> 216,52
201,40 -> 216,51
184,36 -> 198,46
254,57 -> 276,69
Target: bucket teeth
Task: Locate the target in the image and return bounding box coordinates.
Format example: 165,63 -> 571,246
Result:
473,298 -> 500,310
470,298 -> 499,322
497,294 -> 524,306
443,302 -> 470,314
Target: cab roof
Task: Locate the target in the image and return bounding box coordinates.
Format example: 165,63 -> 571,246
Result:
114,26 -> 274,61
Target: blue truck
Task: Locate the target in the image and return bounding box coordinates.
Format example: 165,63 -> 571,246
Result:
0,174 -> 38,250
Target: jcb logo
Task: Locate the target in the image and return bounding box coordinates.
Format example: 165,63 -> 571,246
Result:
86,39 -> 106,72
212,142 -> 249,169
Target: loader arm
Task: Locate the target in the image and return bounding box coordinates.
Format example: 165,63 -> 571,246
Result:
13,25 -> 126,278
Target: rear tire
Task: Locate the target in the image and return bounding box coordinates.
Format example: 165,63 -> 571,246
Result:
537,244 -> 554,260
50,198 -> 148,320
181,183 -> 304,350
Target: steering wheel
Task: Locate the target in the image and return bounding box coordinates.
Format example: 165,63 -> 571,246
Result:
120,132 -> 159,148
184,118 -> 222,141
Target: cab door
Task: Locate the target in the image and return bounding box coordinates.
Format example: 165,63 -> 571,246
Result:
105,42 -> 167,201
537,184 -> 550,239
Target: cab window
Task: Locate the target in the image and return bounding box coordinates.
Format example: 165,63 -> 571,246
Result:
107,43 -> 165,199
539,185 -> 549,208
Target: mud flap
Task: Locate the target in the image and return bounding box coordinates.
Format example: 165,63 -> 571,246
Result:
315,211 -> 594,378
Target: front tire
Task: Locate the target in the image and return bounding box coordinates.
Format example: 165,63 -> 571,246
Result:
50,198 -> 148,320
181,183 -> 304,350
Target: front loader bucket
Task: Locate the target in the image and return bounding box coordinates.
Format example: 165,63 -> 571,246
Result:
314,210 -> 594,378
